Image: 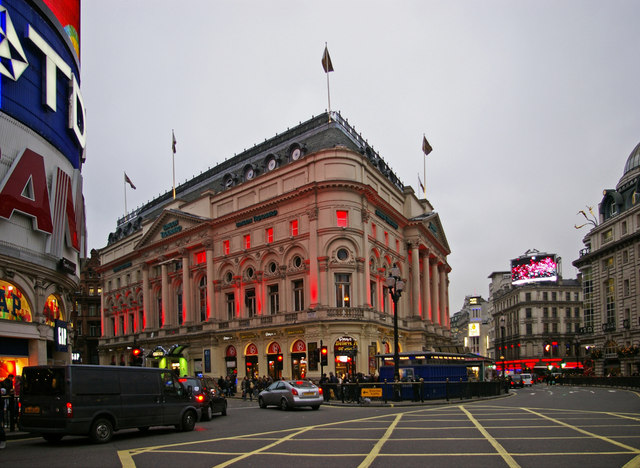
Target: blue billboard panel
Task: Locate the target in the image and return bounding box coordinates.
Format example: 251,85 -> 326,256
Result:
0,0 -> 85,169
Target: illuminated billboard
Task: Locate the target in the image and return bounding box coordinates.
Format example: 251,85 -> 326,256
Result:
511,253 -> 558,285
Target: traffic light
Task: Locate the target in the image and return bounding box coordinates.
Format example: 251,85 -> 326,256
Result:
320,346 -> 328,366
131,347 -> 143,366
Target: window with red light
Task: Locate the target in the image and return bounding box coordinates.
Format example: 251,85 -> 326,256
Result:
371,223 -> 377,238
384,231 -> 389,247
223,240 -> 230,255
290,220 -> 298,237
337,210 -> 348,227
266,227 -> 273,243
244,234 -> 251,249
396,239 -> 400,253
194,251 -> 206,264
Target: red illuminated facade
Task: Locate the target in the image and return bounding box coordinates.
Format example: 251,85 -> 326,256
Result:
97,112 -> 453,379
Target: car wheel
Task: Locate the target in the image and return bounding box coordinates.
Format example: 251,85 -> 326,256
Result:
179,410 -> 197,432
280,397 -> 289,411
201,404 -> 212,421
42,434 -> 63,443
311,405 -> 320,410
221,401 -> 228,416
258,396 -> 267,409
90,418 -> 114,444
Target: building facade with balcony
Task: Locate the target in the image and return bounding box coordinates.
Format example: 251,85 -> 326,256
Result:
97,112 -> 453,381
488,267 -> 583,377
573,142 -> 640,376
70,249 -> 102,365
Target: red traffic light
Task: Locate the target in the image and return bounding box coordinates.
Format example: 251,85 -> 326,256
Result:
132,348 -> 142,357
277,354 -> 283,361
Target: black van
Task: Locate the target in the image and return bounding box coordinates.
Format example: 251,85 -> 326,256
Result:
19,365 -> 200,443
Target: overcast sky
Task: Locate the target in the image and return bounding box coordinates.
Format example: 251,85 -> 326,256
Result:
80,0 -> 640,313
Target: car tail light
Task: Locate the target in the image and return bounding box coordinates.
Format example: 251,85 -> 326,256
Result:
66,402 -> 73,418
318,387 -> 323,395
291,388 -> 298,396
196,394 -> 205,402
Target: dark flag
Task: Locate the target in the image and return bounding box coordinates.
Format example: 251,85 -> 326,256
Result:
322,45 -> 334,73
422,135 -> 433,156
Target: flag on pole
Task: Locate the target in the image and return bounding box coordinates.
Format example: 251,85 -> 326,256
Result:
321,45 -> 334,73
124,172 -> 136,189
418,174 -> 425,193
422,135 -> 433,156
172,130 -> 177,154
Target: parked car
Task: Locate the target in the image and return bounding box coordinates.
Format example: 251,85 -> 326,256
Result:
20,365 -> 198,443
521,373 -> 533,386
509,374 -> 524,388
179,376 -> 227,421
258,380 -> 323,410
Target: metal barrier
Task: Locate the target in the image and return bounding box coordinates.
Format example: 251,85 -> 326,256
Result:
1,395 -> 18,432
319,380 -> 504,404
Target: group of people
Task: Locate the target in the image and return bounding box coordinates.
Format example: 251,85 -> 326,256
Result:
215,375 -> 237,397
240,375 -> 274,401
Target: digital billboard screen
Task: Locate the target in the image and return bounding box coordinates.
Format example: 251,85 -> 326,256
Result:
511,254 -> 557,285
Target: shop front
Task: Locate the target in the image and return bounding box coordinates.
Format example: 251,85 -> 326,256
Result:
266,341 -> 283,380
245,343 -> 259,378
225,345 -> 238,378
334,336 -> 357,379
290,339 -> 307,379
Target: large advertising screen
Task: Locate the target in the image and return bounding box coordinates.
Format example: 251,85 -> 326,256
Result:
511,254 -> 558,285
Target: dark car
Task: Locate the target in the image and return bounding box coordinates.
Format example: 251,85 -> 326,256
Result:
509,375 -> 524,388
258,380 -> 323,410
179,376 -> 227,421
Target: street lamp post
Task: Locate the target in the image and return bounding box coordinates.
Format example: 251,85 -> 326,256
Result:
499,316 -> 506,379
386,264 -> 405,385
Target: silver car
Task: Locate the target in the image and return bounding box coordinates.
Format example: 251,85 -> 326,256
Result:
258,380 -> 323,410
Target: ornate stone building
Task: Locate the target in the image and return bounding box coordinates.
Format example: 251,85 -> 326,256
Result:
97,112 -> 453,380
573,142 -> 640,376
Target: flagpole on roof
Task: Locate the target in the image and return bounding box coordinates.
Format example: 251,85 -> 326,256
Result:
422,134 -> 432,199
322,43 -> 334,123
172,130 -> 177,199
124,171 -> 128,216
423,135 -> 426,198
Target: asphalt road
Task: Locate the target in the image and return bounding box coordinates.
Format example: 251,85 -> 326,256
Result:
3,385 -> 640,468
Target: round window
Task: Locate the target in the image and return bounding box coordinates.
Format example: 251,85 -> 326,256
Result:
268,262 -> 277,274
246,267 -> 254,279
337,248 -> 349,260
225,272 -> 233,283
293,256 -> 302,268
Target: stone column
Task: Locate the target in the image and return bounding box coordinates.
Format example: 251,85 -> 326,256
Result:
410,241 -> 420,317
308,207 -> 320,309
142,264 -> 152,329
161,262 -> 169,328
181,250 -> 192,324
206,243 -> 215,321
362,210 -> 371,307
422,250 -> 431,322
431,260 -> 440,326
439,264 -> 447,327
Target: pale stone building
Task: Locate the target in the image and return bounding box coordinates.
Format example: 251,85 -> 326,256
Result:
97,112 -> 453,380
573,142 -> 640,376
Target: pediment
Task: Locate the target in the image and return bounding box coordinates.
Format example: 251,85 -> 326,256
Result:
135,209 -> 210,249
410,212 -> 450,254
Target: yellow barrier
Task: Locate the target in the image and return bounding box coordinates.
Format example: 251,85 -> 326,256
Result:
360,387 -> 383,398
